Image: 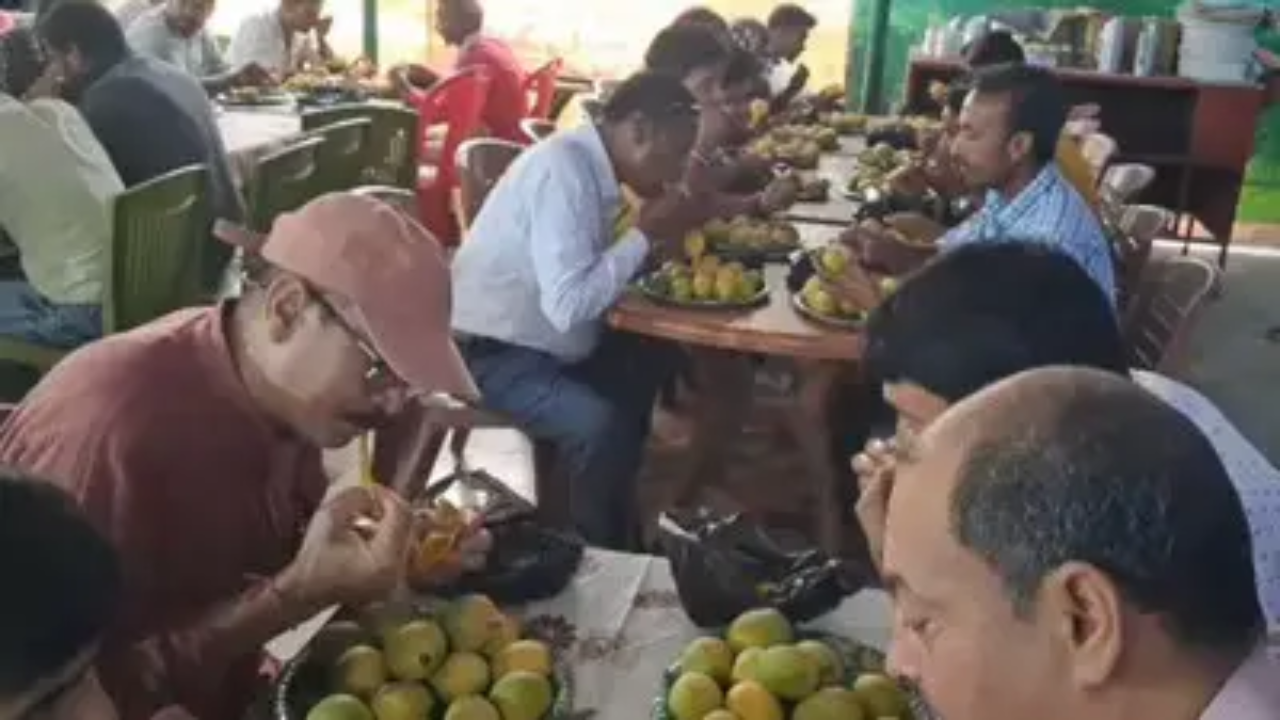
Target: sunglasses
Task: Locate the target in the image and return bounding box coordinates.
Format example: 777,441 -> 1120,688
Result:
305,287 -> 397,392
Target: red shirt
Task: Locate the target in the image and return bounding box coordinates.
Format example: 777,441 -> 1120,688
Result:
0,305 -> 326,720
455,34 -> 527,143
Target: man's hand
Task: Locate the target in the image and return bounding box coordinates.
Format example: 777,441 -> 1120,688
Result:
635,188 -> 703,252
231,62 -> 274,87
407,506 -> 493,587
884,211 -> 946,245
759,174 -> 800,215
853,437 -> 897,571
822,251 -> 882,310
277,485 -> 414,610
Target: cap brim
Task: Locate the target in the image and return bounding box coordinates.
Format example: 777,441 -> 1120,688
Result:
352,303 -> 480,403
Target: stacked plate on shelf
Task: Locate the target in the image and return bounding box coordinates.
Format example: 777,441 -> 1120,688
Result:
1177,1 -> 1264,83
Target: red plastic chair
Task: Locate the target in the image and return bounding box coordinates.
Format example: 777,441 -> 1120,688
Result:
405,67 -> 491,245
522,58 -> 563,120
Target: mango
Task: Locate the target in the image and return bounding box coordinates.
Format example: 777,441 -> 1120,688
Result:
307,694 -> 374,720
726,609 -> 793,653
489,670 -> 554,720
668,672 -> 724,720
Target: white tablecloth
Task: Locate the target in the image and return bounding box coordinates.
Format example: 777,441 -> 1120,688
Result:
216,109 -> 303,187
267,549 -> 892,719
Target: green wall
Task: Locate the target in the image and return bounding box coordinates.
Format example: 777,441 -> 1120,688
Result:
848,0 -> 1280,223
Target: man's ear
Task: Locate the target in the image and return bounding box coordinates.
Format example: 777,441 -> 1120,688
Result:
262,275 -> 311,344
1006,130 -> 1035,166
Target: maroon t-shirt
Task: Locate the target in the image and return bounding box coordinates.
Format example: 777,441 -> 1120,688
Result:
0,305 -> 326,720
455,35 -> 528,143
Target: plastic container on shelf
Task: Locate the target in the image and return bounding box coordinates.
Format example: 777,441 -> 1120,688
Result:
1176,2 -> 1258,82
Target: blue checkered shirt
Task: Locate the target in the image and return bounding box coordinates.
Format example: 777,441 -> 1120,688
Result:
940,163 -> 1116,305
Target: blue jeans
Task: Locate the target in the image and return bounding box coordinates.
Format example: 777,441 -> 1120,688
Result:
460,332 -> 675,549
0,280 -> 101,348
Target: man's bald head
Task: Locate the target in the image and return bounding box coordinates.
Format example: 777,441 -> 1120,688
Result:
921,366 -> 1262,652
435,0 -> 482,45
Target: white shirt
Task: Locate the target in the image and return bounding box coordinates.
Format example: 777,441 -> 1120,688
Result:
112,0 -> 158,30
0,96 -> 121,304
226,9 -> 319,76
1135,370 -> 1280,630
767,58 -> 798,97
450,124 -> 651,362
126,7 -> 228,78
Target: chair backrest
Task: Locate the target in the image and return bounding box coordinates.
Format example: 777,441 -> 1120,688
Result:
300,103 -> 420,189
519,118 -> 555,144
309,117 -> 373,195
522,58 -> 563,119
351,184 -> 422,218
107,165 -> 210,333
1100,163 -> 1156,215
455,139 -> 523,229
247,135 -> 325,233
405,67 -> 492,193
1111,204 -> 1174,312
1081,131 -> 1119,183
1123,255 -> 1219,375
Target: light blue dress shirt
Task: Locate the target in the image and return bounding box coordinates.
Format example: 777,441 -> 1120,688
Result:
940,163 -> 1117,304
451,124 -> 651,362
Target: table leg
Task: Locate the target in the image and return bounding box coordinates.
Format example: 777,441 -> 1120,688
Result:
665,348 -> 755,509
785,360 -> 860,557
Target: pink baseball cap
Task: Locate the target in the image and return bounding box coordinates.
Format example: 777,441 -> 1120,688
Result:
217,193 -> 478,401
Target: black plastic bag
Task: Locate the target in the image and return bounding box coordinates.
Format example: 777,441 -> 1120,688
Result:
657,509 -> 868,628
412,441 -> 584,605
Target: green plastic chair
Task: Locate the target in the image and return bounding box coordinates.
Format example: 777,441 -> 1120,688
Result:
0,164 -> 211,375
106,165 -> 211,333
300,103 -> 419,189
247,135 -> 325,233
351,184 -> 419,215
308,116 -> 374,195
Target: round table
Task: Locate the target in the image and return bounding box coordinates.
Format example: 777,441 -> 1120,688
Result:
609,222 -> 865,554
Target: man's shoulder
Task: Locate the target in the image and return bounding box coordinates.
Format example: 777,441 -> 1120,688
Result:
0,308 -> 226,480
30,308 -> 217,406
464,36 -> 522,73
91,57 -> 208,112
234,10 -> 275,33
506,127 -> 598,186
124,6 -> 165,39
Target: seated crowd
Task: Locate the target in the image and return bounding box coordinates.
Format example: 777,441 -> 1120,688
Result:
0,3 -> 1276,720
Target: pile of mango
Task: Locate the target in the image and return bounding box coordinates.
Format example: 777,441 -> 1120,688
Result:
703,216 -> 802,255
820,112 -> 868,135
645,255 -> 765,305
305,595 -> 556,720
665,608 -> 913,720
748,125 -> 838,169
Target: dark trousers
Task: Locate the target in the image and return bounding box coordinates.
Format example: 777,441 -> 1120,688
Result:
459,331 -> 675,549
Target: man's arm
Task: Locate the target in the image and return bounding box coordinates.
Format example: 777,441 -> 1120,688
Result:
529,164 -> 649,332
99,577 -> 322,720
196,32 -> 241,94
78,425 -> 326,719
226,16 -> 279,75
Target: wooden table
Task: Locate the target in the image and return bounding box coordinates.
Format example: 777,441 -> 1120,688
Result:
784,139 -> 863,227
609,223 -> 861,554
